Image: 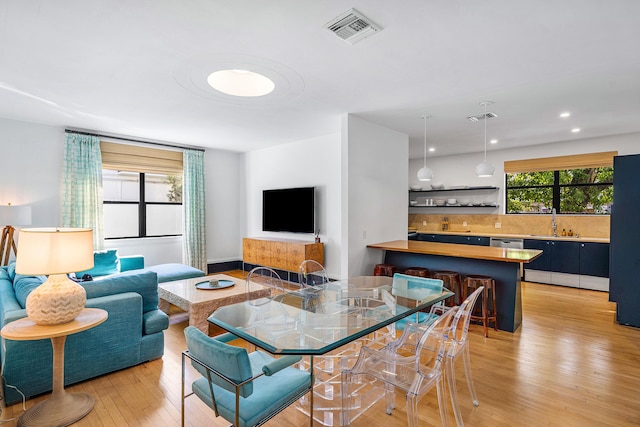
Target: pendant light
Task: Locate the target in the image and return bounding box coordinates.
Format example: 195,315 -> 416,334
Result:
475,101 -> 495,177
417,114 -> 433,181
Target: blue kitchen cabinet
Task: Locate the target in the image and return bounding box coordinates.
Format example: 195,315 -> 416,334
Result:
579,242 -> 609,278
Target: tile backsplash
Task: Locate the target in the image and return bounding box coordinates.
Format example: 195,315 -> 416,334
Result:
408,213 -> 610,238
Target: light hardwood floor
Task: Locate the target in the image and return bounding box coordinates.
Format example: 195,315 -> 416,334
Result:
4,276 -> 640,427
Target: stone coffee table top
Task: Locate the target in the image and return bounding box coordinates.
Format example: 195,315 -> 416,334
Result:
158,274 -> 270,333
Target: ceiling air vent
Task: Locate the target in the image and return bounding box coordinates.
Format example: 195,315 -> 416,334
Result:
324,8 -> 382,44
467,112 -> 498,122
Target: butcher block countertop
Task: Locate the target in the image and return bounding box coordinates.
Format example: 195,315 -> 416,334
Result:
368,240 -> 542,264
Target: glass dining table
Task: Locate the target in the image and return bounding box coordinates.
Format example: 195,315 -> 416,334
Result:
207,275 -> 453,426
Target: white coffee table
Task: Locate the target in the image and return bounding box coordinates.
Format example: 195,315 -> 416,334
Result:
158,274 -> 270,333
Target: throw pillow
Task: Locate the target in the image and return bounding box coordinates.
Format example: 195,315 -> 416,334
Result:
76,249 -> 120,278
13,274 -> 46,309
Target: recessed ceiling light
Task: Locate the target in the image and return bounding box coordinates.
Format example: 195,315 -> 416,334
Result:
207,69 -> 275,97
490,139 -> 498,144
560,112 -> 571,118
428,147 -> 435,152
571,128 -> 581,133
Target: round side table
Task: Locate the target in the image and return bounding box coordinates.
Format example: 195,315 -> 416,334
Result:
1,308 -> 108,427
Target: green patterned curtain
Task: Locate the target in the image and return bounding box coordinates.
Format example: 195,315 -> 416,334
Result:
61,132 -> 104,250
183,149 -> 207,272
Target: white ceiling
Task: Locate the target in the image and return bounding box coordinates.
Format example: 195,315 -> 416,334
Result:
1,1 -> 639,159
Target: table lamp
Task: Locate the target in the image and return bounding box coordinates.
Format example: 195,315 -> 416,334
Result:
15,228 -> 94,325
0,203 -> 32,266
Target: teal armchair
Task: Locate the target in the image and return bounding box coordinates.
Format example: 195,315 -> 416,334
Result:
182,326 -> 312,427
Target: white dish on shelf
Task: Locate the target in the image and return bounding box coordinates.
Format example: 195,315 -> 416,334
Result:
447,198 -> 457,205
435,199 -> 446,206
409,185 -> 421,190
430,183 -> 445,190
471,202 -> 482,206
409,200 -> 418,205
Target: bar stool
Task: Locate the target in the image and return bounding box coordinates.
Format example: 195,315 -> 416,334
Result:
403,267 -> 430,278
432,270 -> 463,307
463,275 -> 497,338
373,264 -> 397,277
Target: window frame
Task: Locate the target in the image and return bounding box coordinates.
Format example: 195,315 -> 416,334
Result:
506,169 -> 613,215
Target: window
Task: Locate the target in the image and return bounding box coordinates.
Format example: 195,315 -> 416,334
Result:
100,141 -> 184,239
506,167 -> 613,214
103,170 -> 183,238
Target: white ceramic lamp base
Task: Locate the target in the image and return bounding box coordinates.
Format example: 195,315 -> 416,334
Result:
26,274 -> 87,325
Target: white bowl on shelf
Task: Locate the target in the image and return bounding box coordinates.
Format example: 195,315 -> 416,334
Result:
409,185 -> 421,191
435,199 -> 446,206
459,199 -> 470,206
409,200 -> 418,205
447,198 -> 457,205
430,182 -> 445,190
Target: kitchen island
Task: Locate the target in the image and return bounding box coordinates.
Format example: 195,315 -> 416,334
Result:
367,240 -> 542,332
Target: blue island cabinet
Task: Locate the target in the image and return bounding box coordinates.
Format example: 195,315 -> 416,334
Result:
610,154 -> 640,327
416,233 -> 490,246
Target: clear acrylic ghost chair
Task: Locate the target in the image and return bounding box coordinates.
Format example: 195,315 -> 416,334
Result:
341,306 -> 458,427
431,285 -> 484,426
298,259 -> 330,289
244,267 -> 294,345
246,266 -> 286,305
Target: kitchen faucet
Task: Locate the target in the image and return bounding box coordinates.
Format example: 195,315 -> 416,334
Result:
551,208 -> 557,237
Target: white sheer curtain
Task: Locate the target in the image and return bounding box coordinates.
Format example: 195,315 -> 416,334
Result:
61,132 -> 104,250
182,149 -> 207,272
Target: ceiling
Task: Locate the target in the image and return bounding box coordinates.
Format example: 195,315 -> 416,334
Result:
1,1 -> 639,159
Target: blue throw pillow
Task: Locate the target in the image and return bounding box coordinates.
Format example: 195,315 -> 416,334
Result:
76,250 -> 120,278
13,274 -> 46,309
6,262 -> 17,281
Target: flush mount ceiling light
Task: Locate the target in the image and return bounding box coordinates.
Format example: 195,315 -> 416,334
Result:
417,115 -> 434,182
560,112 -> 571,118
174,54 -> 305,106
571,127 -> 581,133
207,69 -> 275,97
475,101 -> 496,178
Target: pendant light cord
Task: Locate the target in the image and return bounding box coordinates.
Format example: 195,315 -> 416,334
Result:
423,115 -> 428,167
483,102 -> 488,162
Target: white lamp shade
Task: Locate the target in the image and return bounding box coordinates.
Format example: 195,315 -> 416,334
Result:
475,161 -> 495,177
417,166 -> 434,181
16,228 -> 94,275
0,205 -> 32,226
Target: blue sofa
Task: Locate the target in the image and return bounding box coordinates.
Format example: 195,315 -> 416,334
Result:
74,249 -> 206,284
0,264 -> 167,404
0,250 -> 206,404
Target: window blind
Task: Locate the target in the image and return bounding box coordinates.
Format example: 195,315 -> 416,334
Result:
504,151 -> 617,174
100,141 -> 183,175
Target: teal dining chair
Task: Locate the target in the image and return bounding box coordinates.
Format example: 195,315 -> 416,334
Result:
392,273 -> 445,332
182,326 -> 312,427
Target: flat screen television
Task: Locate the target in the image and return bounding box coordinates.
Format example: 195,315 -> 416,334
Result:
262,187 -> 315,233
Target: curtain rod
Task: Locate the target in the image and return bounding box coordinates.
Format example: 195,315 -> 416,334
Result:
64,128 -> 206,152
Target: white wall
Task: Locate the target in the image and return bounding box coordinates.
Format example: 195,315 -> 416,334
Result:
409,132 -> 640,212
0,117 -> 64,228
343,114 -> 409,277
243,133 -> 342,278
204,149 -> 242,264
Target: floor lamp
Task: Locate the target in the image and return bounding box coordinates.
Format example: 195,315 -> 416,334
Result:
0,204 -> 32,266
